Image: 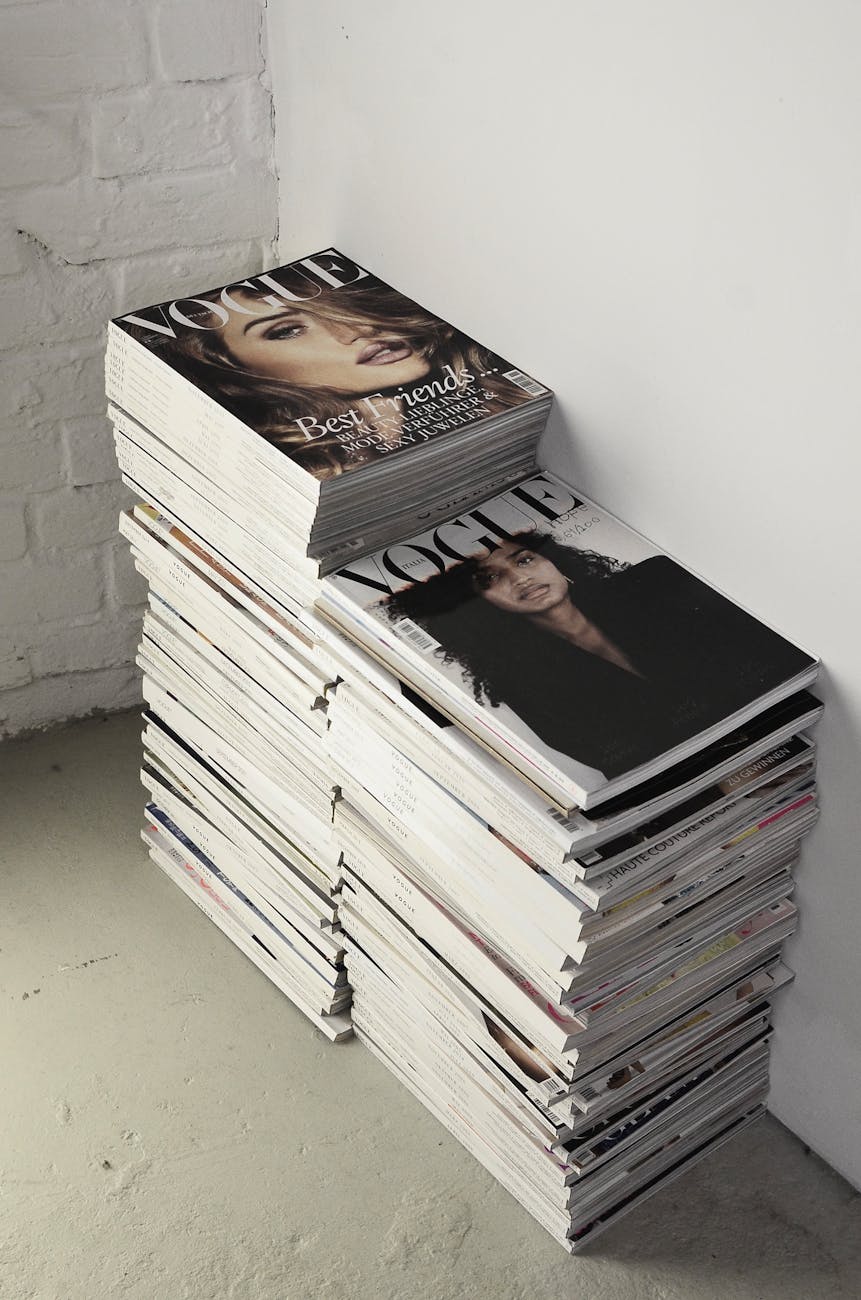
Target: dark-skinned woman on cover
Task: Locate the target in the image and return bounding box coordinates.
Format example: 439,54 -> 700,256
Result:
384,531 -> 813,781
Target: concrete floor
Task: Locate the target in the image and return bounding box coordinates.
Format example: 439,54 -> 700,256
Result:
1,711 -> 860,1300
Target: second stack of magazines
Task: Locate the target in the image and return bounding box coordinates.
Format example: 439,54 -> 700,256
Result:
109,250 -> 821,1252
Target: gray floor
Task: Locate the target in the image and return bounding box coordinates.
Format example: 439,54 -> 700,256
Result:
2,711 -> 859,1300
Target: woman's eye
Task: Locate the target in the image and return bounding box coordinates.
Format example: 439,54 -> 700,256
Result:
517,554 -> 534,566
474,572 -> 496,590
265,323 -> 304,341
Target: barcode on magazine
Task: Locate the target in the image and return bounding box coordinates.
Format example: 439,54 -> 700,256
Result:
579,1084 -> 599,1101
393,618 -> 441,654
502,369 -> 547,397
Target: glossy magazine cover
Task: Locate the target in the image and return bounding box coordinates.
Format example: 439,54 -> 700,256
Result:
322,473 -> 818,800
113,248 -> 550,481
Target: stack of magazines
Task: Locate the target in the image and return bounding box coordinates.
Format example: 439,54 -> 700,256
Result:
108,256 -> 821,1251
316,472 -> 821,1249
106,248 -> 552,582
106,251 -> 553,1045
120,501 -> 353,1040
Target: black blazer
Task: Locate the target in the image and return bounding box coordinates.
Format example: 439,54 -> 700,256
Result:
495,557 -> 813,780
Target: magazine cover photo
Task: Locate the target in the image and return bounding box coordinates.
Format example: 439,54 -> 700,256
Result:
114,249 -> 548,481
326,474 -> 818,795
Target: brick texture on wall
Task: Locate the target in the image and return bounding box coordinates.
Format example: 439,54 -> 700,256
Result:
0,0 -> 279,738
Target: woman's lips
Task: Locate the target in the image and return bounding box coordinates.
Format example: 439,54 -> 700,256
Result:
519,584 -> 549,601
357,339 -> 413,365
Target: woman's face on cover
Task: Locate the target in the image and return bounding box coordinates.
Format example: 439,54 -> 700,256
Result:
471,540 -> 569,616
219,299 -> 431,393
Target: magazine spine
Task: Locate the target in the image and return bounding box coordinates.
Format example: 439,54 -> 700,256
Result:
573,768 -> 815,908
107,324 -> 320,497
130,506 -> 336,686
116,439 -> 319,605
139,673 -> 336,862
335,798 -> 572,993
327,724 -> 589,947
328,680 -> 573,865
142,827 -> 351,1040
338,854 -> 584,1057
574,737 -> 815,881
142,746 -> 337,924
121,509 -> 330,695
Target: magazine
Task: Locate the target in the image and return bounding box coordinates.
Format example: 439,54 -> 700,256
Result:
352,1023 -> 575,1247
139,672 -> 338,869
142,783 -> 344,988
566,963 -> 791,1118
141,747 -> 339,929
572,767 -> 817,910
340,820 -> 796,1066
116,433 -> 321,607
348,918 -> 769,1249
562,1038 -> 771,1179
563,1108 -> 764,1250
327,665 -> 821,876
321,471 -> 819,810
569,735 -> 816,878
142,822 -> 352,1041
128,504 -> 339,684
138,614 -> 331,808
108,248 -> 551,489
142,712 -> 340,892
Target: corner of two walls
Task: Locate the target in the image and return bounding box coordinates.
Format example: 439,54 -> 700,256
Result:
0,0 -> 279,738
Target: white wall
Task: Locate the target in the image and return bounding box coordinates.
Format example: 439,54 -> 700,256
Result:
268,1 -> 861,1187
0,0 -> 278,737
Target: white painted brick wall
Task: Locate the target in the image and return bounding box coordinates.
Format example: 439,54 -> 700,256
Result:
0,0 -> 278,738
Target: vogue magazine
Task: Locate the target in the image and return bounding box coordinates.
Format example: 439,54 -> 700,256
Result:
111,248 -> 550,482
321,473 -> 819,807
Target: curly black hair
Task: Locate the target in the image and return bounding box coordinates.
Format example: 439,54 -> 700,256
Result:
384,531 -> 627,706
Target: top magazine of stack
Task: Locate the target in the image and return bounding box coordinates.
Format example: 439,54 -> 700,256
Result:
105,248 -> 552,572
319,472 -> 819,813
